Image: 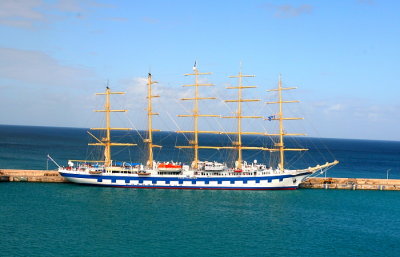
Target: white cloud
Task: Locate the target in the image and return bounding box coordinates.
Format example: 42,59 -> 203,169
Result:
353,104 -> 390,122
0,46 -> 100,127
303,98 -> 399,140
0,0 -> 121,28
119,73 -> 236,133
0,0 -> 44,19
0,47 -> 94,87
53,0 -> 84,12
122,76 -> 193,131
326,103 -> 344,112
263,3 -> 314,18
357,0 -> 374,5
142,17 -> 159,24
0,0 -> 45,28
106,17 -> 129,22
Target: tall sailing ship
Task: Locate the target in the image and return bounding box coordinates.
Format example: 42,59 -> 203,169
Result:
58,66 -> 338,190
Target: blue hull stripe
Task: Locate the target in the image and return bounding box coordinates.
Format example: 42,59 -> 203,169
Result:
74,183 -> 298,190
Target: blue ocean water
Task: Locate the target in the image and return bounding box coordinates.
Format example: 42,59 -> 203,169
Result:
1,183 -> 400,256
1,125 -> 400,256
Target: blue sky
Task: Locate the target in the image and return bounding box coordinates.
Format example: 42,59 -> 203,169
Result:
0,0 -> 399,141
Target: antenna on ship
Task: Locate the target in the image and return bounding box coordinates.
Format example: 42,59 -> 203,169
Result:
266,75 -> 307,171
144,73 -> 161,168
223,65 -> 265,170
87,87 -> 136,168
176,62 -> 222,169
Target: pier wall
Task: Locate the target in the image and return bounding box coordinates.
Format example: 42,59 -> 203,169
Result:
299,177 -> 400,191
1,169 -> 400,190
0,169 -> 68,183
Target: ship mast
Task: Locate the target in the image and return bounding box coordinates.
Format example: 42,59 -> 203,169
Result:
176,64 -> 222,169
266,75 -> 307,171
144,73 -> 161,168
223,69 -> 265,169
88,87 -> 136,167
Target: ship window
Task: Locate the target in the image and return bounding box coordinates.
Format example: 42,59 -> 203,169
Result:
179,180 -> 183,185
152,180 -> 156,184
218,180 -> 222,184
205,180 -> 209,185
192,181 -> 196,185
165,180 -> 170,184
243,180 -> 247,184
230,181 -> 235,184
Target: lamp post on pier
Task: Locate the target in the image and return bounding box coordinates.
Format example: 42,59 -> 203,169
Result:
386,169 -> 391,182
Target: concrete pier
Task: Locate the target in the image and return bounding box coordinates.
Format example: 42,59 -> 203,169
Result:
0,169 -> 68,183
1,169 -> 400,190
299,177 -> 400,191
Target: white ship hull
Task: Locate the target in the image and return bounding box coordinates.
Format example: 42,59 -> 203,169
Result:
59,169 -> 312,190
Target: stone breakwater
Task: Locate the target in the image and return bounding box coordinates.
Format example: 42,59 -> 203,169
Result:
299,177 -> 400,191
1,169 -> 400,190
0,169 -> 68,183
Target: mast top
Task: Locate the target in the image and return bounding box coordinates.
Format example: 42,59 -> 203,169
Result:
90,86 -> 136,167
266,75 -> 307,170
223,68 -> 264,169
176,64 -> 222,169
